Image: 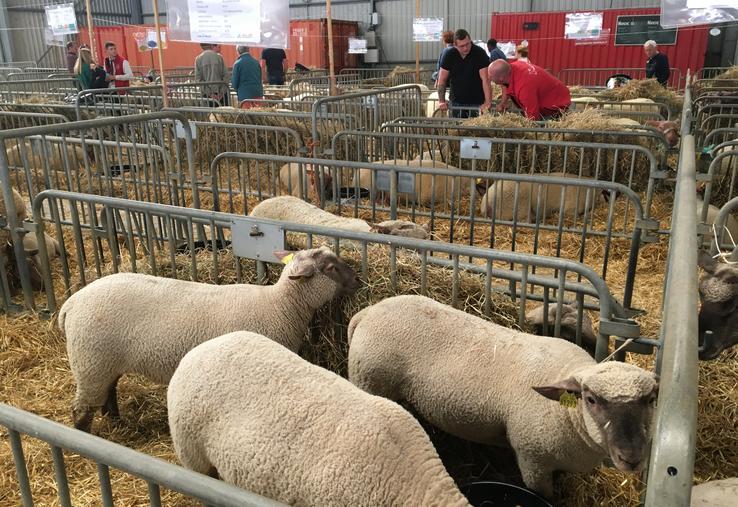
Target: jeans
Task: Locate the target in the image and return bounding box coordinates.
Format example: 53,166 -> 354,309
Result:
268,74 -> 285,85
450,102 -> 481,118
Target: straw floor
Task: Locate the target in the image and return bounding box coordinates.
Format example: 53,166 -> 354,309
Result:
1,187 -> 737,506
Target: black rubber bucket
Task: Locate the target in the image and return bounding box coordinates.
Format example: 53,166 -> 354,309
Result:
461,481 -> 553,507
338,187 -> 370,199
108,164 -> 137,177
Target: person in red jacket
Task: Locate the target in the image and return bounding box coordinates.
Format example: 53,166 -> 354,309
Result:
103,41 -> 134,94
488,59 -> 571,120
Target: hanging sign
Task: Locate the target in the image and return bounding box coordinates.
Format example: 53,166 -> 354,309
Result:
44,28 -> 65,48
167,0 -> 290,48
661,0 -> 738,28
348,38 -> 368,54
565,12 -> 603,40
413,18 -> 444,42
615,15 -> 677,45
45,3 -> 78,36
133,30 -> 168,52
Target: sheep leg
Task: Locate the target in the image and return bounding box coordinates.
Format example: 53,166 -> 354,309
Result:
516,453 -> 554,499
72,404 -> 96,433
100,377 -> 121,418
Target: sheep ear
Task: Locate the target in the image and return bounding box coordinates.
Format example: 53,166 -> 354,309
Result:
274,250 -> 296,264
532,378 -> 582,401
698,250 -> 718,274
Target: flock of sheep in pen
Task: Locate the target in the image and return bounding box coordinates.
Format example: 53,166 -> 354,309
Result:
1,68 -> 738,507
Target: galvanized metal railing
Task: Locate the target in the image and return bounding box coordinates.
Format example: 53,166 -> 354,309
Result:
0,78 -> 78,102
558,67 -> 684,90
0,403 -> 285,507
209,152 -> 649,317
0,110 -> 69,129
288,73 -> 363,96
643,79 -> 698,507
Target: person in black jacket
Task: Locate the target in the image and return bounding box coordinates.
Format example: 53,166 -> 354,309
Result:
644,40 -> 670,87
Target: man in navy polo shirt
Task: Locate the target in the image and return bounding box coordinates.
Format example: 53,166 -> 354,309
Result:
644,40 -> 670,87
437,29 -> 492,118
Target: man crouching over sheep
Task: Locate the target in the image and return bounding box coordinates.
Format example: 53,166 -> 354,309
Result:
489,59 -> 571,120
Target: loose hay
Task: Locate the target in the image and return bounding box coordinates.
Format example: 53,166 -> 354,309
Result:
569,86 -> 598,97
597,79 -> 684,115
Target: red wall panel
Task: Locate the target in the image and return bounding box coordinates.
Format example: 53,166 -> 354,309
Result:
491,8 -> 708,88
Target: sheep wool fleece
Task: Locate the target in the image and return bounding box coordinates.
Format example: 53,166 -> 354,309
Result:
348,295 -> 656,495
168,331 -> 471,507
60,251 -> 345,410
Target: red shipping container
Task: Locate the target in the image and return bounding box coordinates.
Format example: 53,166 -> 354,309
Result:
491,8 -> 709,89
79,19 -> 358,74
288,19 -> 358,73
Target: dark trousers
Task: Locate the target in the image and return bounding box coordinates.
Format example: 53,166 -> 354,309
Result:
268,74 -> 285,86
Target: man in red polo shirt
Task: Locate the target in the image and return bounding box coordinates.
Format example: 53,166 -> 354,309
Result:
489,59 -> 570,120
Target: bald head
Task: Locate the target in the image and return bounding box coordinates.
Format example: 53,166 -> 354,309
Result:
488,59 -> 511,85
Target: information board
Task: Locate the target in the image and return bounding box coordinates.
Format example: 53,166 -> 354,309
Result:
45,3 -> 78,36
348,38 -> 368,54
412,18 -> 444,42
615,15 -> 677,45
565,12 -> 603,40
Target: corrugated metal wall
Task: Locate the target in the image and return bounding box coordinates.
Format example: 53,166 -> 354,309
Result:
5,0 -> 132,65
3,0 -> 670,66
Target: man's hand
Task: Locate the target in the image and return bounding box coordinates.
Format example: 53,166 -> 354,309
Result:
105,74 -> 115,82
480,101 -> 492,113
496,100 -> 508,113
438,101 -> 449,111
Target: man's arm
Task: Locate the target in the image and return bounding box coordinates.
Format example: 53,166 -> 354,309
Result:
261,60 -> 267,83
194,57 -> 203,82
282,50 -> 288,75
117,60 -> 135,81
479,67 -> 492,112
437,68 -> 450,111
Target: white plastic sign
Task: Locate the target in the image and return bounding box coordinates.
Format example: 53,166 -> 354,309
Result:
175,120 -> 197,140
565,12 -> 603,40
45,3 -> 78,36
460,139 -> 492,160
413,18 -> 444,42
168,0 -> 290,48
349,38 -> 368,54
44,28 -> 65,48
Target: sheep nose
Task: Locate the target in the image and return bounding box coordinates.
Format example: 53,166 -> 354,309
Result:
617,454 -> 642,470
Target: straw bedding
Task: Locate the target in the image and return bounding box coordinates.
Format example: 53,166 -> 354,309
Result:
596,79 -> 684,116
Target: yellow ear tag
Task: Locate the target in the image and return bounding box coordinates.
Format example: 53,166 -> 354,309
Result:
559,392 -> 578,408
281,253 -> 295,265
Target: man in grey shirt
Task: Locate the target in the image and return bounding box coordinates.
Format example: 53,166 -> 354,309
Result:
195,43 -> 228,106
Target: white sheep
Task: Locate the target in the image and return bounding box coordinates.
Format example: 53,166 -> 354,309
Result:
525,301 -> 597,355
249,196 -> 428,241
690,477 -> 738,506
355,158 -> 469,207
603,97 -> 659,114
59,246 -> 359,432
479,173 -> 607,222
696,197 -> 738,242
168,331 -> 471,507
6,140 -> 85,171
570,96 -> 600,111
347,295 -> 659,498
610,117 -> 642,127
1,187 -> 27,244
278,161 -> 324,200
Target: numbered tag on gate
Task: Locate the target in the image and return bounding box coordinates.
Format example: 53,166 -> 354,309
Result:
175,120 -> 196,140
398,172 -> 415,194
375,170 -> 391,192
460,138 -> 492,160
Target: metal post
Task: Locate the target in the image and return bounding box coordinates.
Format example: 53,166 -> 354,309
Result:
152,0 -> 169,108
85,0 -> 96,61
415,0 -> 420,83
326,0 -> 337,96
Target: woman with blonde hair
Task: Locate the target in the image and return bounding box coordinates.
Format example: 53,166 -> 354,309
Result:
74,47 -> 94,89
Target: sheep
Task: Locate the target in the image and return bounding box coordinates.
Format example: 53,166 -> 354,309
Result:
570,96 -> 600,111
696,197 -> 738,243
426,91 -> 439,117
249,196 -> 428,241
603,97 -> 659,113
525,301 -> 597,355
6,140 -> 86,172
278,161 -> 330,201
59,246 -> 360,432
355,158 -> 469,207
347,295 -> 659,498
711,141 -> 737,185
610,117 -> 641,127
690,477 -> 738,506
697,251 -> 738,360
479,173 -> 607,222
168,331 -> 471,507
644,120 -> 680,147
0,187 -> 27,245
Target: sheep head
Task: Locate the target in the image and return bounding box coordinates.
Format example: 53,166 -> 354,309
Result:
275,247 -> 360,300
697,251 -> 738,360
533,361 -> 658,472
370,220 -> 430,240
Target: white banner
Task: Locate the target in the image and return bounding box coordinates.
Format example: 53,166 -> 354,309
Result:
412,17 -> 444,42
44,28 -> 65,47
348,38 -> 368,54
187,0 -> 261,43
45,3 -> 78,36
565,12 -> 604,40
